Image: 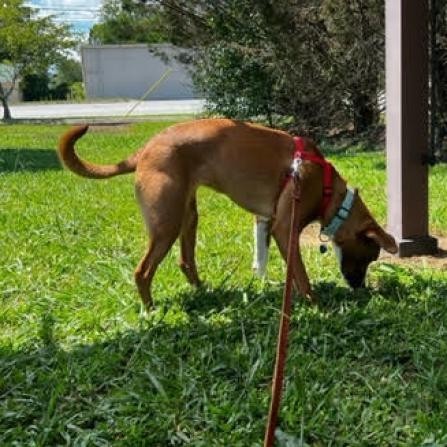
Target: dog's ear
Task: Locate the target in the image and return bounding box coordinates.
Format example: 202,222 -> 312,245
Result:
364,226 -> 398,254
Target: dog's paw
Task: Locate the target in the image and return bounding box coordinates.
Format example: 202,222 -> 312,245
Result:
138,302 -> 155,318
196,280 -> 212,291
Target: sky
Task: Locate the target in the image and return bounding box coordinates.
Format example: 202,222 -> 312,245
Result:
25,0 -> 102,35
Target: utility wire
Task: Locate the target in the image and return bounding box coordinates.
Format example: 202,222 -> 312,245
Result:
26,7 -> 101,12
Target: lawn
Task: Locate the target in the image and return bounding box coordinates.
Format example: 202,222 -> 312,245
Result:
1,121 -> 446,446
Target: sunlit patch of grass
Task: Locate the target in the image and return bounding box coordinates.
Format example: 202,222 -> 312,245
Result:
328,151 -> 447,235
1,122 -> 446,445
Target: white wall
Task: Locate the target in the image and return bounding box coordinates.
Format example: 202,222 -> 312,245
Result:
81,44 -> 197,100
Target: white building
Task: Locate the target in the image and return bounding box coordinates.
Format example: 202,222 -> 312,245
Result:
81,44 -> 197,100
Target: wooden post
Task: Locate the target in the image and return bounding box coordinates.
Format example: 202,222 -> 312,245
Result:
386,0 -> 437,256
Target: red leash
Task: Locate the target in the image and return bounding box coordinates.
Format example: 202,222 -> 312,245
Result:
263,169 -> 302,447
263,136 -> 333,446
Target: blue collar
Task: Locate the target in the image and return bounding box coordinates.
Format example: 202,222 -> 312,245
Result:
321,187 -> 355,238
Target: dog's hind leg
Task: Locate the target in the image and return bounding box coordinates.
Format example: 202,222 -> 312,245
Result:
134,175 -> 185,309
179,196 -> 201,286
134,236 -> 177,310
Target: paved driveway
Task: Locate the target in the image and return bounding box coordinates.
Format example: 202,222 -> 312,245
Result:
10,99 -> 205,120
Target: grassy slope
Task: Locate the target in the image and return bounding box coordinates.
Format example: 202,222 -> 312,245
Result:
0,122 -> 446,446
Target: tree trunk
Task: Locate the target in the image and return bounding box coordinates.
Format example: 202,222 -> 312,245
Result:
0,80 -> 13,121
352,93 -> 377,134
1,97 -> 12,121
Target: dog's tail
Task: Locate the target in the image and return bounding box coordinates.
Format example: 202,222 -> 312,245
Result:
58,125 -> 140,179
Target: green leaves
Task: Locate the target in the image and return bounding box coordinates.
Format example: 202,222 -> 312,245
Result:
159,0 -> 384,135
89,0 -> 168,45
0,1 -> 74,72
0,0 -> 76,119
193,42 -> 275,123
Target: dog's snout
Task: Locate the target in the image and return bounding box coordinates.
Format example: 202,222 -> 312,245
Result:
344,272 -> 366,289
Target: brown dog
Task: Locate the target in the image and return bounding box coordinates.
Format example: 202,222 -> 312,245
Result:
58,119 -> 397,309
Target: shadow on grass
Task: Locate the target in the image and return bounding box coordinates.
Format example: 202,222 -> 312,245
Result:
435,247 -> 447,258
1,273 -> 447,445
0,148 -> 61,173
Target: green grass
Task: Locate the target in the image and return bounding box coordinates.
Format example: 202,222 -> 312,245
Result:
1,122 -> 447,446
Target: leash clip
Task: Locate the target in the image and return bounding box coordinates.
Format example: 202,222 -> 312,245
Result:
291,155 -> 302,178
291,156 -> 302,200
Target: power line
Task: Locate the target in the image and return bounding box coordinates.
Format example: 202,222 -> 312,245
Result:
53,18 -> 100,22
26,6 -> 101,12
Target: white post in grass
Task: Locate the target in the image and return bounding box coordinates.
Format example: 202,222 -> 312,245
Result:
252,216 -> 270,277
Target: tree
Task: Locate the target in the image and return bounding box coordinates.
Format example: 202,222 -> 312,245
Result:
20,58 -> 83,102
432,0 -> 447,159
149,0 -> 384,136
0,0 -> 75,121
53,58 -> 83,87
50,57 -> 83,100
91,0 -> 385,135
89,0 -> 168,44
321,0 -> 384,133
20,73 -> 51,101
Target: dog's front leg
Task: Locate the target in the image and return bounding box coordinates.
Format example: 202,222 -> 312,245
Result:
272,223 -> 317,304
271,188 -> 318,305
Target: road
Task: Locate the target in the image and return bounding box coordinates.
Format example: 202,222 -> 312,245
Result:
9,99 -> 205,120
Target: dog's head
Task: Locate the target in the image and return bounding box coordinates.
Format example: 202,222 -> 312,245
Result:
331,191 -> 398,288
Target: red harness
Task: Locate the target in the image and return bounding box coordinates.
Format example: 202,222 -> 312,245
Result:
283,137 -> 334,218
